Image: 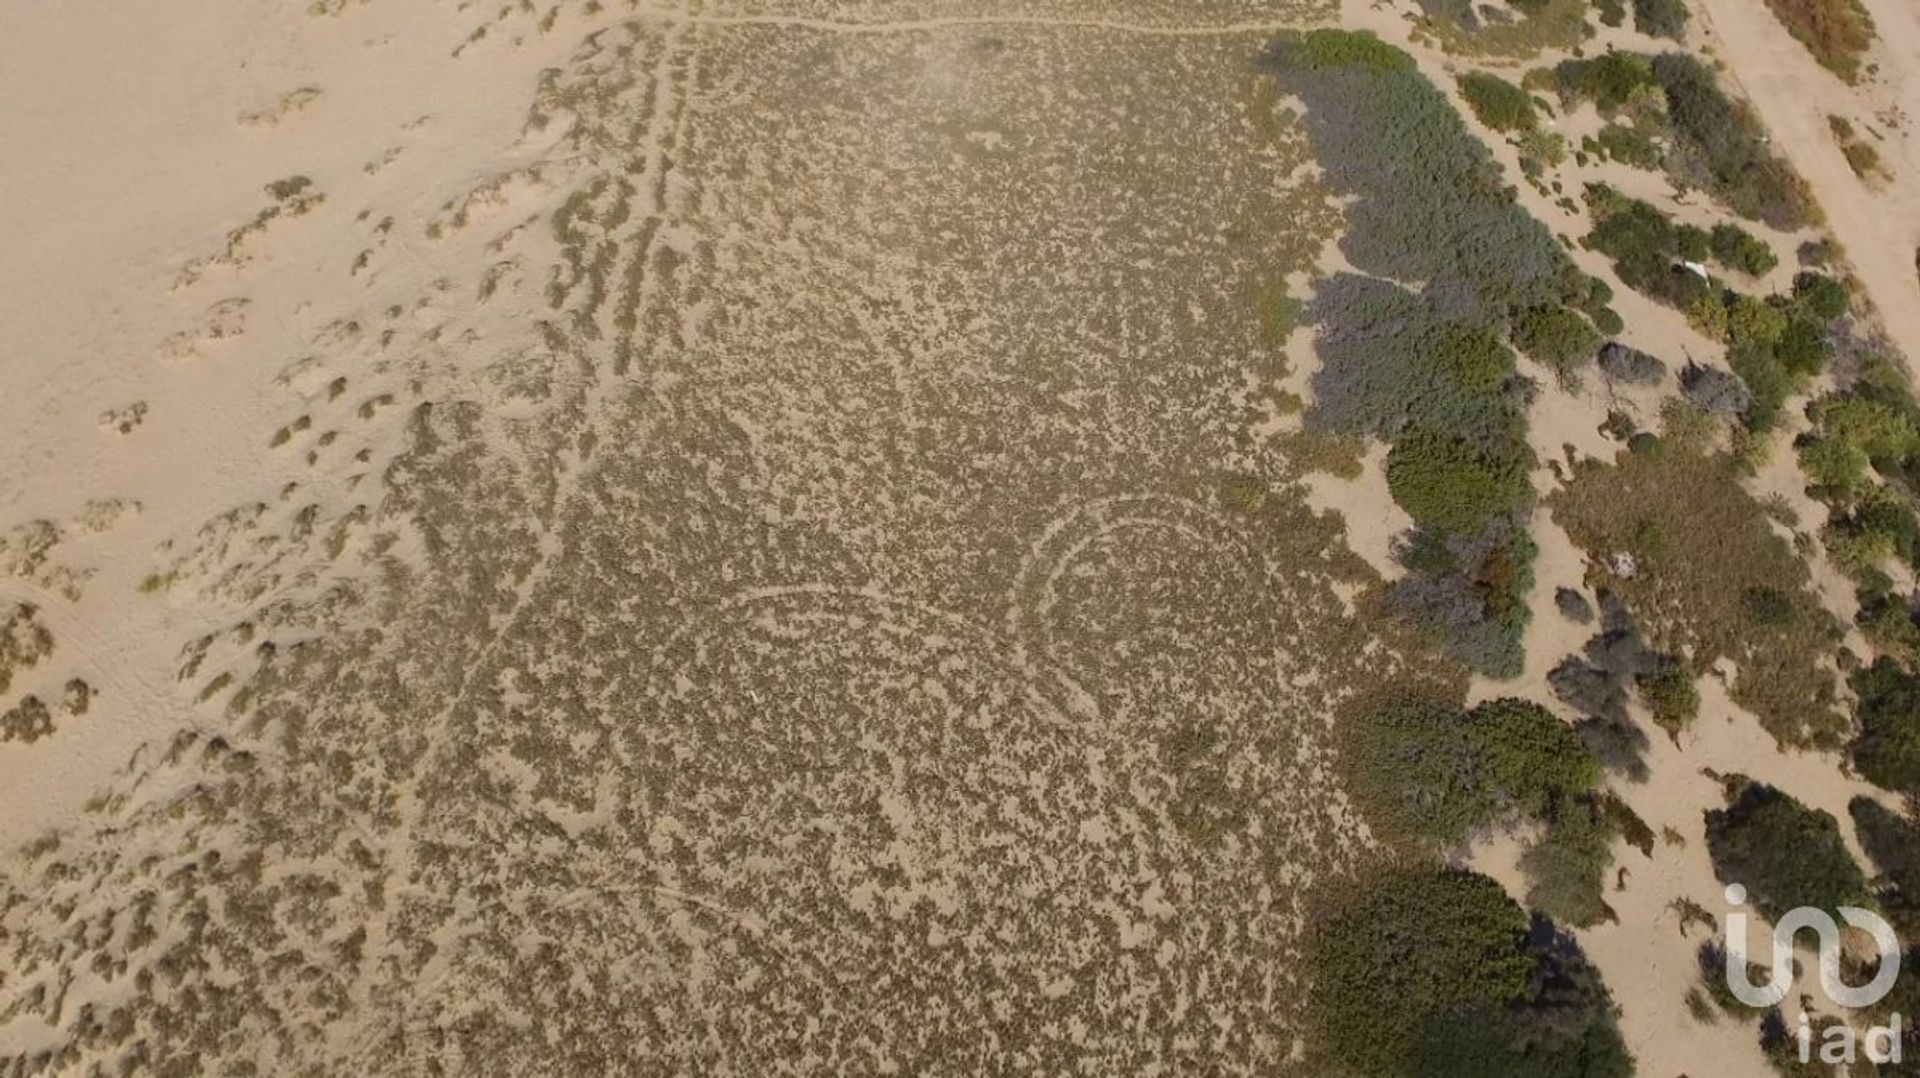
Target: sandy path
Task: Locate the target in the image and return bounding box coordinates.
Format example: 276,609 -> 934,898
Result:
1693,0 -> 1920,369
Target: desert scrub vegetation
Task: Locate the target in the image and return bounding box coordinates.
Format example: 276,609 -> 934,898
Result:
1765,0 -> 1877,83
1307,868 -> 1631,1077
1705,778 -> 1867,920
1551,422 -> 1847,746
1268,29 -> 1613,675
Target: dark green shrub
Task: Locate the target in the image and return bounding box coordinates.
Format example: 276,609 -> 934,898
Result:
1512,304 -> 1602,369
1582,184 -> 1715,310
1345,693 -> 1599,852
1709,222 -> 1779,276
1849,798 -> 1920,936
1851,657 -> 1920,792
1290,28 -> 1417,71
1594,122 -> 1662,168
1774,318 -> 1830,376
1460,71 -> 1538,132
1310,870 -> 1630,1078
1553,53 -> 1657,113
1851,797 -> 1920,898
1794,271 -> 1850,319
1641,660 -> 1700,733
1470,697 -> 1603,816
1741,586 -> 1798,626
1705,780 -> 1867,920
1387,428 -> 1534,534
1728,338 -> 1796,432
1633,0 -> 1689,38
1521,797 -> 1618,926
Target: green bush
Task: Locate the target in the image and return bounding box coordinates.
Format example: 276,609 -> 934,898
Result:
1794,271 -> 1850,319
1582,184 -> 1714,311
1460,71 -> 1537,133
1709,223 -> 1779,276
1705,780 -> 1867,920
1849,797 -> 1920,935
1291,28 -> 1417,72
1520,797 -> 1618,926
1641,661 -> 1700,734
1594,122 -> 1662,169
1470,697 -> 1603,816
1553,53 -> 1658,113
1851,657 -> 1920,792
1633,0 -> 1690,38
1310,870 -> 1631,1078
1345,693 -> 1599,851
1387,428 -> 1534,534
1512,304 -> 1602,369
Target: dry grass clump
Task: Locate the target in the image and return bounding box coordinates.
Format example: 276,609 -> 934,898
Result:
1765,0 -> 1877,83
1551,427 -> 1846,747
1828,114 -> 1887,182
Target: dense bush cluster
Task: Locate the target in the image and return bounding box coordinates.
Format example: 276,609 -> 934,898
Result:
1586,122 -> 1663,170
1709,222 -> 1779,277
1553,53 -> 1814,228
1309,869 -> 1632,1078
1553,52 -> 1661,114
1269,30 -> 1617,675
1851,797 -> 1920,934
1705,779 -> 1867,920
1632,0 -> 1689,38
1850,658 -> 1920,792
1344,692 -> 1600,852
1267,33 -> 1597,313
1764,0 -> 1878,82
1388,429 -> 1534,533
1460,71 -> 1538,133
1581,184 -> 1715,309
